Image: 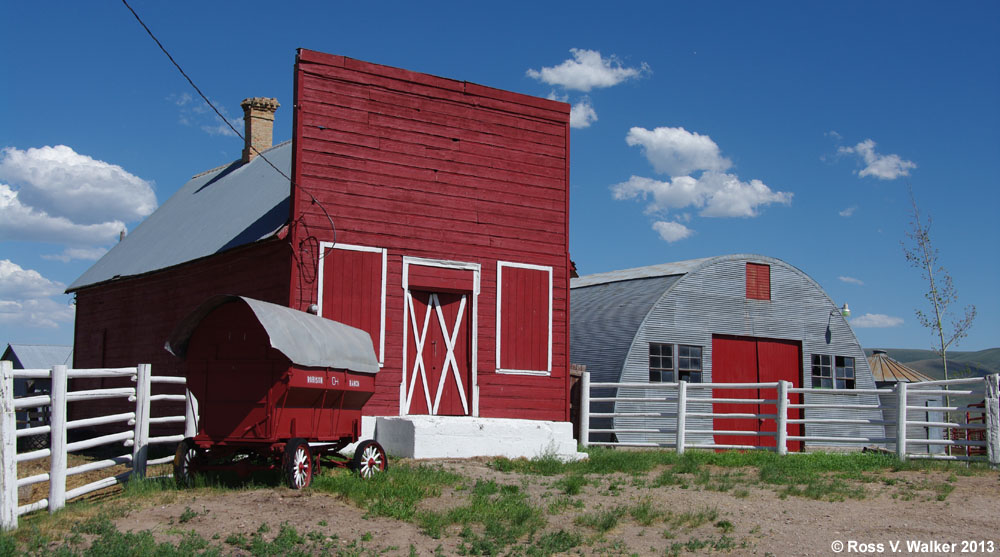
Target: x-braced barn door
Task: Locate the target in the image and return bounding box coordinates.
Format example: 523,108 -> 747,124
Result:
404,291 -> 472,416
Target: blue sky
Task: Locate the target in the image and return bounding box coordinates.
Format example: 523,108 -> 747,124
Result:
1,1 -> 997,352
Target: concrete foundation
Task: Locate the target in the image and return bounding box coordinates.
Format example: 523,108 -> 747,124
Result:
368,415 -> 586,461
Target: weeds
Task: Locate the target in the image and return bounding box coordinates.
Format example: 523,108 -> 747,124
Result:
313,464 -> 461,520
417,480 -> 545,553
574,507 -> 620,533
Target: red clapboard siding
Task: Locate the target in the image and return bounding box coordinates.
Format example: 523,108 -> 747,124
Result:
289,50 -> 571,421
71,240 -> 291,428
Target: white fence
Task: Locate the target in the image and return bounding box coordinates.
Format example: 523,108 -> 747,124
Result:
1,360 -> 195,531
579,372 -> 1000,465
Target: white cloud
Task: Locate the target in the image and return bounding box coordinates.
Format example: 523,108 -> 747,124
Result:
0,184 -> 126,245
0,146 -> 154,246
838,276 -> 864,286
839,206 -> 857,217
626,127 -> 731,177
652,221 -> 693,243
569,99 -> 598,129
168,93 -> 242,137
838,139 -> 916,180
0,259 -> 63,298
850,313 -> 904,328
611,172 -> 792,219
0,260 -> 75,329
613,126 -> 792,243
527,48 -> 649,92
41,247 -> 109,263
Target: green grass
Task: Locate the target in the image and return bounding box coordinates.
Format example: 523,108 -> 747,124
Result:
417,480 -> 545,554
312,464 -> 461,520
526,530 -> 583,556
492,447 -> 988,503
574,507 -> 620,533
628,499 -> 663,526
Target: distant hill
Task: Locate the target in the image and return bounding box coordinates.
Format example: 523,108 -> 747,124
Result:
863,348 -> 999,381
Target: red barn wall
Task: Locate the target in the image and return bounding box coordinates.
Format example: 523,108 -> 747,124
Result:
71,240 -> 291,422
289,50 -> 571,421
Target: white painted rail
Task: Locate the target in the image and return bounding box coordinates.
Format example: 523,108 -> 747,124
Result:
1,360 -> 196,531
579,371 -> 999,465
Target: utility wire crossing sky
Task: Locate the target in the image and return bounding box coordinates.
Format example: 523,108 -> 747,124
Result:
0,1 -> 997,352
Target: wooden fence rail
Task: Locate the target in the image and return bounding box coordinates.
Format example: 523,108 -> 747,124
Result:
1,360 -> 193,531
579,371 -> 1000,466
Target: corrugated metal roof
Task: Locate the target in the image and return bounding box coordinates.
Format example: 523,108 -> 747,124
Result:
570,275 -> 680,382
570,257 -> 715,288
165,295 -> 380,374
67,142 -> 292,291
1,344 -> 73,369
868,350 -> 934,383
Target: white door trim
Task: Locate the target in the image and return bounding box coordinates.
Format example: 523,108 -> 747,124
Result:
401,257 -> 480,417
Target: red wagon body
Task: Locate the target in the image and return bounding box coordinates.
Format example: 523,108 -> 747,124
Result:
167,295 -> 387,486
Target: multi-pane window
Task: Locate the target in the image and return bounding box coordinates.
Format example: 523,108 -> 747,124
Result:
812,354 -> 832,388
649,343 -> 673,382
835,356 -> 855,389
677,345 -> 703,382
812,354 -> 855,388
649,343 -> 703,383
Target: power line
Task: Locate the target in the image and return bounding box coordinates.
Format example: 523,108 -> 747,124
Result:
119,0 -> 292,184
120,0 -> 337,258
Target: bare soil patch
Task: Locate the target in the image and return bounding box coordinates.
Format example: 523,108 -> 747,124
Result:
97,458 -> 1000,556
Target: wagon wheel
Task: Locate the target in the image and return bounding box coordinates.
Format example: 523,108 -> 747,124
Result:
351,440 -> 387,479
173,438 -> 201,488
283,439 -> 313,489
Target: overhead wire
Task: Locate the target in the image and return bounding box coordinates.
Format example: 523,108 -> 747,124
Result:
119,0 -> 338,286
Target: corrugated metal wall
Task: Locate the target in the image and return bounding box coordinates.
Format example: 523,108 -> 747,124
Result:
570,275 -> 679,441
573,255 -> 885,449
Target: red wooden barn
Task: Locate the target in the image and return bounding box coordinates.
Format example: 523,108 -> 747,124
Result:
67,49 -> 579,459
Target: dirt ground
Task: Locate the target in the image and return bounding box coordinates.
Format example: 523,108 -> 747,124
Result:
100,458 -> 1000,556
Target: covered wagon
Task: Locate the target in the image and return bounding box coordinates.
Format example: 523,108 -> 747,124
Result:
166,295 -> 387,488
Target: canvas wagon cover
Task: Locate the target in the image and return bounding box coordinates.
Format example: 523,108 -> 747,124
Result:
166,295 -> 380,374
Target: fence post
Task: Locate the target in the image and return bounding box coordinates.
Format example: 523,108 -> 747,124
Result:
579,372 -> 590,448
986,374 -> 999,469
776,380 -> 789,456
49,365 -> 68,513
895,380 -> 908,461
1,361 -> 17,530
676,380 -> 687,455
132,364 -> 151,480
184,389 -> 198,439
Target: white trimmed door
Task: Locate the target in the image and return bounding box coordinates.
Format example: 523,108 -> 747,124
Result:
403,290 -> 472,416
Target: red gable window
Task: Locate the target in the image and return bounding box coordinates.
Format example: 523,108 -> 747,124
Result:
746,263 -> 771,300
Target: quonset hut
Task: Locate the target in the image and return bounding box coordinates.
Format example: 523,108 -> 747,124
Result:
570,254 -> 882,450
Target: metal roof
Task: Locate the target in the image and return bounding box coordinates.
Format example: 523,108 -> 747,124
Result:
868,350 -> 934,383
570,275 -> 681,382
1,344 -> 73,369
165,295 -> 380,374
570,257 -> 714,288
68,142 -> 292,291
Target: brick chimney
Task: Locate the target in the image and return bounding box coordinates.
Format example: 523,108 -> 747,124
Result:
240,97 -> 280,163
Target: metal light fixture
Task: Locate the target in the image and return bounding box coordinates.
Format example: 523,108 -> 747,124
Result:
826,303 -> 851,344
